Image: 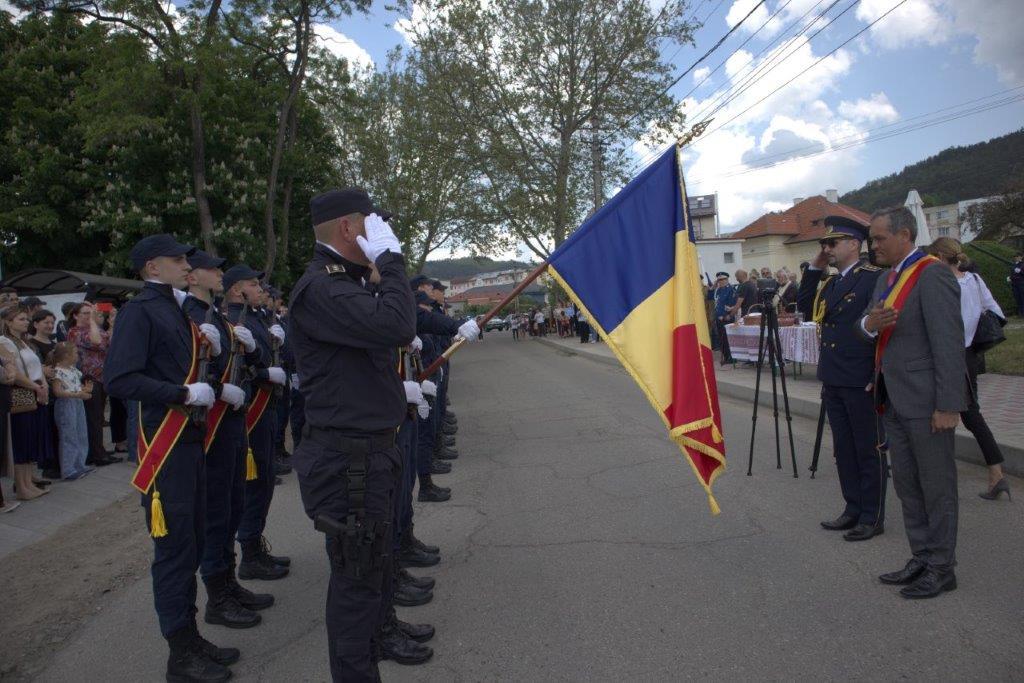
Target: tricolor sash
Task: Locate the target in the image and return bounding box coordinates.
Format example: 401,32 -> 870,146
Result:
131,322 -> 202,494
245,386 -> 272,435
874,253 -> 940,369
203,324 -> 236,453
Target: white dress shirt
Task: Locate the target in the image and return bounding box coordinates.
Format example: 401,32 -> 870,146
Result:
957,272 -> 1004,347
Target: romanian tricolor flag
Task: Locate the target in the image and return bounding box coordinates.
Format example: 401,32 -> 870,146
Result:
547,146 -> 726,514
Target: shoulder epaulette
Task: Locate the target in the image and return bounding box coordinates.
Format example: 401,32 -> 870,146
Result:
324,263 -> 351,280
855,263 -> 881,273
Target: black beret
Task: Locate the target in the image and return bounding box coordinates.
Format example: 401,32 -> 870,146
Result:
310,187 -> 393,225
222,264 -> 265,293
130,234 -> 195,270
409,274 -> 431,289
187,249 -> 226,271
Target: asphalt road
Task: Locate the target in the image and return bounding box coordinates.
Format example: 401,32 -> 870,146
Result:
36,333 -> 1024,681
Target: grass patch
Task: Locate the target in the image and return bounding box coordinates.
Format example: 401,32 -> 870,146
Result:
985,325 -> 1024,376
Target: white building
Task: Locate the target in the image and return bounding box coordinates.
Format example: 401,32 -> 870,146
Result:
447,268 -> 529,295
696,237 -> 744,281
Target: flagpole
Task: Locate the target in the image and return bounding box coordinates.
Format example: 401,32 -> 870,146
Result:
416,261 -> 550,382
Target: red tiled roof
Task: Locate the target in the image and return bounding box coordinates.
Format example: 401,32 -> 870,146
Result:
731,195 -> 870,243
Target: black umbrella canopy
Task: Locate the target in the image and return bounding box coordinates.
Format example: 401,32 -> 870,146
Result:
0,268 -> 142,301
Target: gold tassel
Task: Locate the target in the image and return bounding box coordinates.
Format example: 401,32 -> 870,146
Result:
706,491 -> 721,516
150,490 -> 169,538
246,448 -> 257,481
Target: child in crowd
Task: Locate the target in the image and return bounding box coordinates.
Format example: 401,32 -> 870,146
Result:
49,342 -> 94,480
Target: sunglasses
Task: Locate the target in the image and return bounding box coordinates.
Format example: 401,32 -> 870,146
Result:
819,237 -> 852,248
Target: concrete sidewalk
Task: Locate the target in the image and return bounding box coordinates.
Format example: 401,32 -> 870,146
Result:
534,334 -> 1024,476
0,459 -> 136,560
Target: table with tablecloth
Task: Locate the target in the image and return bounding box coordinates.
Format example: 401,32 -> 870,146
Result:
724,322 -> 820,365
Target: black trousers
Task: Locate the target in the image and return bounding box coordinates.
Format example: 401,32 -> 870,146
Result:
84,382 -> 106,460
823,384 -> 887,525
715,318 -> 733,361
109,397 -> 127,444
961,348 -> 1004,466
293,432 -> 401,682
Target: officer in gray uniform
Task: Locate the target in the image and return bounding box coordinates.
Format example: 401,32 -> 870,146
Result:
288,188 -> 421,681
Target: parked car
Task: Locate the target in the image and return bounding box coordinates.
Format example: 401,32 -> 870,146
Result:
484,316 -> 509,331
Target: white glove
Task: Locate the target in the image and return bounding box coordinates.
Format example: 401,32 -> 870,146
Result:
417,401 -> 430,420
267,367 -> 286,385
404,381 -> 424,405
410,336 -> 423,352
219,383 -> 245,410
199,323 -> 222,357
290,373 -> 300,389
269,324 -> 286,345
185,382 -> 216,407
421,380 -> 437,398
233,326 -> 256,353
458,319 -> 480,341
355,213 -> 402,262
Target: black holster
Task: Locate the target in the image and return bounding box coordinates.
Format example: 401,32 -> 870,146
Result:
313,450 -> 391,585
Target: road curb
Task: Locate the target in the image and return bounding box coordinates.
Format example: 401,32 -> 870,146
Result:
535,336 -> 1024,477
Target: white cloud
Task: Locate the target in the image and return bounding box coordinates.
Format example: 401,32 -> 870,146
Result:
855,0 -> 952,49
314,24 -> 373,74
725,0 -> 769,31
838,92 -> 899,124
949,0 -> 1024,85
692,66 -> 711,84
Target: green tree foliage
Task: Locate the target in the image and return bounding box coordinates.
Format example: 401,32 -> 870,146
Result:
420,257 -> 536,280
841,128 -> 1024,212
964,240 -> 1017,314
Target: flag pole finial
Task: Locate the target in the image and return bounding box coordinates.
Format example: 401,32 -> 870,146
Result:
676,120 -> 712,148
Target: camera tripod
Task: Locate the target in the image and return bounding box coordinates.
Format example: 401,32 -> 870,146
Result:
745,302 -> 799,478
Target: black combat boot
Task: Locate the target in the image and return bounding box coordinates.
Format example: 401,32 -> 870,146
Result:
397,544 -> 440,568
393,580 -> 434,607
396,618 -> 435,643
435,446 -> 459,460
238,539 -> 289,581
165,627 -> 231,683
407,524 -> 440,555
417,475 -> 451,502
204,573 -> 261,629
442,435 -> 457,447
430,460 -> 451,474
397,567 -> 435,591
377,617 -> 433,665
226,566 -> 275,611
189,622 -> 241,666
258,535 -> 291,567
441,422 -> 458,436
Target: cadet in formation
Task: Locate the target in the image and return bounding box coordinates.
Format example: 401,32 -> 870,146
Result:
796,215 -> 886,542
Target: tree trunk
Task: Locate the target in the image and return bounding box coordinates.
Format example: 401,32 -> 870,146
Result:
262,4 -> 310,276
551,131 -> 573,247
278,108 -> 299,275
189,87 -> 216,254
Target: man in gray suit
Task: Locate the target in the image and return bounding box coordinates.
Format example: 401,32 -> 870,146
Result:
860,205 -> 968,600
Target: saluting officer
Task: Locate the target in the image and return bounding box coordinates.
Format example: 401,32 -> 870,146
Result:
288,188 -> 418,681
104,235 -> 237,683
222,265 -> 291,580
797,215 -> 886,542
183,251 -> 275,630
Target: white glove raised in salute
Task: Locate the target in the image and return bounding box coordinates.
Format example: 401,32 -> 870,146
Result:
269,324 -> 286,345
185,382 -> 216,407
356,213 -> 402,262
219,383 -> 245,410
457,319 -> 481,341
199,323 -> 222,357
267,367 -> 287,385
233,326 -> 256,353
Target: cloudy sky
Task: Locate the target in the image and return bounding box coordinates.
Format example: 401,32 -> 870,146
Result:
319,0 -> 1023,244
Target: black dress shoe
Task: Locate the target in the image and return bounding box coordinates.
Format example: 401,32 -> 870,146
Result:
393,582 -> 433,607
900,568 -> 957,599
92,455 -> 119,467
379,624 -> 434,664
430,460 -> 452,474
879,558 -> 927,585
398,545 -> 440,568
398,567 -> 435,591
820,513 -> 857,531
417,483 -> 451,503
396,619 -> 435,643
843,523 -> 884,542
435,447 -> 459,460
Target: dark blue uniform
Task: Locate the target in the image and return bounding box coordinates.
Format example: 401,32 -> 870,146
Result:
289,243 -> 415,681
797,260 -> 886,527
104,282 -> 204,638
226,303 -> 277,551
414,292 -> 460,486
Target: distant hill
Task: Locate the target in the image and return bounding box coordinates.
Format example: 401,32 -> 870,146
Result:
421,256 -> 537,280
840,128 -> 1024,212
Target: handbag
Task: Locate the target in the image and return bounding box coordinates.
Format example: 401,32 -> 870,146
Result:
9,347 -> 38,415
969,275 -> 1006,353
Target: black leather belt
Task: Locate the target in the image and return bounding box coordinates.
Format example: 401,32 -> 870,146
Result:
303,425 -> 395,454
